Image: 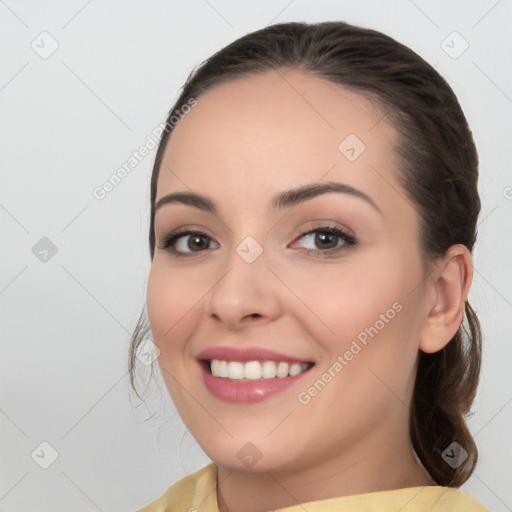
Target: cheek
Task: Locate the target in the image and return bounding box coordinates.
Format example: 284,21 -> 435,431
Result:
282,247 -> 423,395
297,251 -> 422,395
283,255 -> 405,347
290,267 -> 420,430
146,262 -> 210,407
146,261 -> 205,353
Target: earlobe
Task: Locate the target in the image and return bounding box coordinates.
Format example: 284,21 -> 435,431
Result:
419,244 -> 473,354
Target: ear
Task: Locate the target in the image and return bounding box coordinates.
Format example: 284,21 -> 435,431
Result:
419,244 -> 473,354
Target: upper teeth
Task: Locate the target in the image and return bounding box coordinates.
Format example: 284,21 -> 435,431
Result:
210,360 -> 309,380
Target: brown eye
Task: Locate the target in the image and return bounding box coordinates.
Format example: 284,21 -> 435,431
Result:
294,227 -> 356,255
158,231 -> 219,256
187,234 -> 210,251
314,231 -> 339,249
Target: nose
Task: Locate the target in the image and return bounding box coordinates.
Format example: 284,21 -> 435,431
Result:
205,247 -> 283,330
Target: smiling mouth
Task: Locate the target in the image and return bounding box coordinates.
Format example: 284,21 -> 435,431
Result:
201,359 -> 315,381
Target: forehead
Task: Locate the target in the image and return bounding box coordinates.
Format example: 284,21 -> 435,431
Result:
157,69 -> 406,215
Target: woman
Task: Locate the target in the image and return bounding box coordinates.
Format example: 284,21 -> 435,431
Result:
130,21 -> 488,511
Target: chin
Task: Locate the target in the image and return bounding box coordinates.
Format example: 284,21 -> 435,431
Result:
193,432 -> 309,474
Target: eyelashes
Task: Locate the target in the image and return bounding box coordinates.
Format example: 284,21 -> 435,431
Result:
158,230 -> 219,256
291,227 -> 356,255
157,226 -> 357,258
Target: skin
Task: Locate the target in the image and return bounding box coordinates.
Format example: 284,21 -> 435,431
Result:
147,68 -> 472,512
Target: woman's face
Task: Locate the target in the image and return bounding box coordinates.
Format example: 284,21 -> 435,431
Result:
147,69 -> 430,473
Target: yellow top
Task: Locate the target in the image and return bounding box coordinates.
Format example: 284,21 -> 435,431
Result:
138,462 -> 489,511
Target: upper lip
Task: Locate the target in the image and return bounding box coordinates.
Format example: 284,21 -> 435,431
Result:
197,346 -> 313,363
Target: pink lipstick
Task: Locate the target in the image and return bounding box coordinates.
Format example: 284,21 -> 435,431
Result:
196,346 -> 314,403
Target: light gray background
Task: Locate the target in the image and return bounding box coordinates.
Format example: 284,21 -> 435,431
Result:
1,1 -> 511,511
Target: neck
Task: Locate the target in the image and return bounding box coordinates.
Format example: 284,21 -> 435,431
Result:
216,432 -> 435,512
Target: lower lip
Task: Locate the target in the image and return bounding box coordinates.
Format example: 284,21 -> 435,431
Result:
199,361 -> 312,403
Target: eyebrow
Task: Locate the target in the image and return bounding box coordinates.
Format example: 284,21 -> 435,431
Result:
154,181 -> 381,215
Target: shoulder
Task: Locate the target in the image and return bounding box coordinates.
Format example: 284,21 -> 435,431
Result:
425,486 -> 490,511
137,463 -> 218,512
136,470 -> 489,512
276,486 -> 489,512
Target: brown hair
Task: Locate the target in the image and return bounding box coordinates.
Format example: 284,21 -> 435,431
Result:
129,21 -> 482,487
